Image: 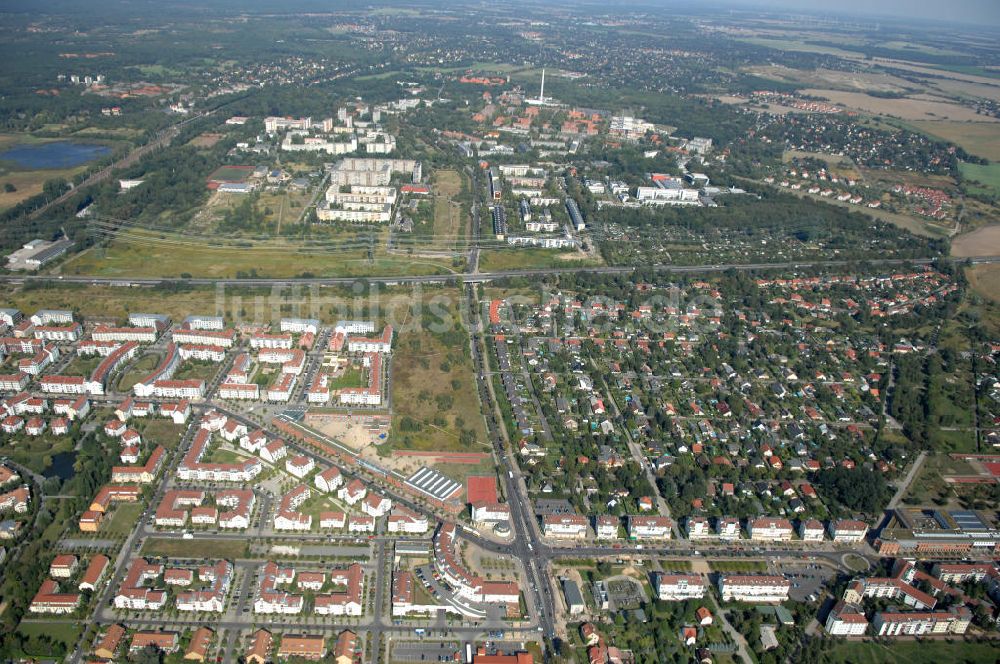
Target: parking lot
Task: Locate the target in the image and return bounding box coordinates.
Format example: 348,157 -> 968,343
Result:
392,640 -> 461,662
771,560 -> 836,602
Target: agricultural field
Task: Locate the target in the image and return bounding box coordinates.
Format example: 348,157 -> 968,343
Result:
959,162 -> 1000,197
800,88 -> 994,123
966,263 -> 1000,303
912,121 -> 1000,161
952,224 -> 1000,257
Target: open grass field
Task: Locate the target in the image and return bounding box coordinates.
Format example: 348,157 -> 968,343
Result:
104,502 -> 144,537
140,536 -> 248,559
56,229 -> 459,278
952,224 -> 1000,257
909,121 -> 1000,161
116,352 -> 162,392
174,361 -> 221,384
188,132 -> 223,148
0,165 -> 84,210
137,418 -> 186,450
62,353 -> 102,377
3,284 -> 227,321
432,169 -> 467,248
389,293 -> 489,454
478,247 -> 602,272
959,162 -> 1000,197
736,37 -> 864,58
823,640 -> 1000,664
15,621 -> 82,657
207,164 -> 252,182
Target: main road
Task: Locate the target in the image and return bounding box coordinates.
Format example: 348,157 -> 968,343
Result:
6,255 -> 1000,289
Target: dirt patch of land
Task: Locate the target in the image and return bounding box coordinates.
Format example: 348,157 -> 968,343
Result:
951,224 -> 1000,257
189,132 -> 223,148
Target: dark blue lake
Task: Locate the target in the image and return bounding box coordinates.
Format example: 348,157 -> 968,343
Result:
0,141 -> 111,169
43,451 -> 77,481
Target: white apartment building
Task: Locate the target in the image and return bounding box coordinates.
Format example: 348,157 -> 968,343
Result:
635,186 -> 700,205
595,516 -> 620,539
830,519 -> 868,543
826,601 -> 869,636
799,519 -> 825,542
250,333 -> 293,350
543,515 -> 588,539
686,517 -> 712,540
748,517 -> 793,542
627,516 -> 673,540
219,383 -> 260,400
655,574 -> 707,601
314,467 -> 343,493
472,502 -> 510,524
718,575 -> 791,603
280,318 -> 320,335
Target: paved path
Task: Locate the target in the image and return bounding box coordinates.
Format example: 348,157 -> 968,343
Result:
888,450 -> 927,509
710,594 -> 752,664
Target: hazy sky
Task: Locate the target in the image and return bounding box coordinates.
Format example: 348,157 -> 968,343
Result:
725,0 -> 1000,27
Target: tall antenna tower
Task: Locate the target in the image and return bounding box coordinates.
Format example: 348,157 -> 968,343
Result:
539,68 -> 545,103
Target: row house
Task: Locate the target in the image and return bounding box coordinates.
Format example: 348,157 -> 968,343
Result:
339,353 -> 382,406
178,429 -> 263,483
346,325 -> 393,354
219,382 -> 260,400
349,515 -> 375,533
29,579 -> 81,614
872,608 -> 971,637
150,379 -> 204,399
92,325 -> 159,344
173,328 -> 237,348
267,373 -> 296,402
178,344 -> 227,362
33,322 -> 82,342
111,445 -> 166,484
250,333 -> 293,350
0,372 -> 30,392
52,395 -> 90,421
